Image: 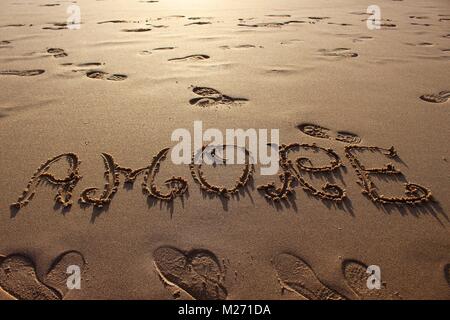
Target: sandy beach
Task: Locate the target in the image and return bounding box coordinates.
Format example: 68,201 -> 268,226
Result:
0,0 -> 449,300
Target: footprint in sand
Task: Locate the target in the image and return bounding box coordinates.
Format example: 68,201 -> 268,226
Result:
97,20 -> 130,24
189,86 -> 248,108
47,48 -> 67,58
274,254 -> 401,300
319,48 -> 358,58
342,259 -> 401,300
297,123 -> 361,144
273,253 -> 346,300
185,22 -> 212,26
220,44 -> 257,50
153,246 -> 227,300
238,20 -> 305,28
86,70 -> 127,82
411,22 -> 432,27
0,70 -> 45,77
420,91 -> 450,103
43,22 -> 69,30
353,36 -> 373,43
0,251 -> 85,300
168,54 -> 210,62
122,28 -> 152,32
406,42 -> 434,47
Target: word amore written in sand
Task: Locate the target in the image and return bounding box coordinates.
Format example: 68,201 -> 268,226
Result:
10,143 -> 434,211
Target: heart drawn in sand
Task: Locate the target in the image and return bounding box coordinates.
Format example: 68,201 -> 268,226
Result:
153,246 -> 227,300
0,251 -> 85,300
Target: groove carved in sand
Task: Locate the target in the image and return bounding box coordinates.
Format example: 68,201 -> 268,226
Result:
190,145 -> 254,198
80,148 -> 187,208
344,145 -> 433,204
10,153 -> 81,209
11,143 -> 435,210
281,143 -> 346,201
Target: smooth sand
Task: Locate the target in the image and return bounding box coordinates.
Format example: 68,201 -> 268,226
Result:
0,0 -> 449,300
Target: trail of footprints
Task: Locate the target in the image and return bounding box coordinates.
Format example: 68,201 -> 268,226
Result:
4,247 -> 446,299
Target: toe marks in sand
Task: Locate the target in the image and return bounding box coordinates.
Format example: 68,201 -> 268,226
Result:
153,246 -> 227,300
189,86 -> 248,108
297,123 -> 361,144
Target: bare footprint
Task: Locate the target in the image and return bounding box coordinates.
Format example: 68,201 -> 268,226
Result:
342,259 -> 401,300
319,48 -> 358,58
0,69 -> 45,76
47,48 -> 67,58
297,123 -> 330,139
220,44 -> 257,50
297,123 -> 361,144
420,91 -> 450,103
153,46 -> 176,51
189,86 -> 248,107
43,22 -> 69,30
153,246 -> 227,300
185,22 -> 212,26
122,28 -> 152,32
86,70 -> 127,81
0,251 -> 85,300
168,54 -> 210,62
98,20 -> 130,24
353,36 -> 373,43
273,253 -> 346,300
336,131 -> 362,144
